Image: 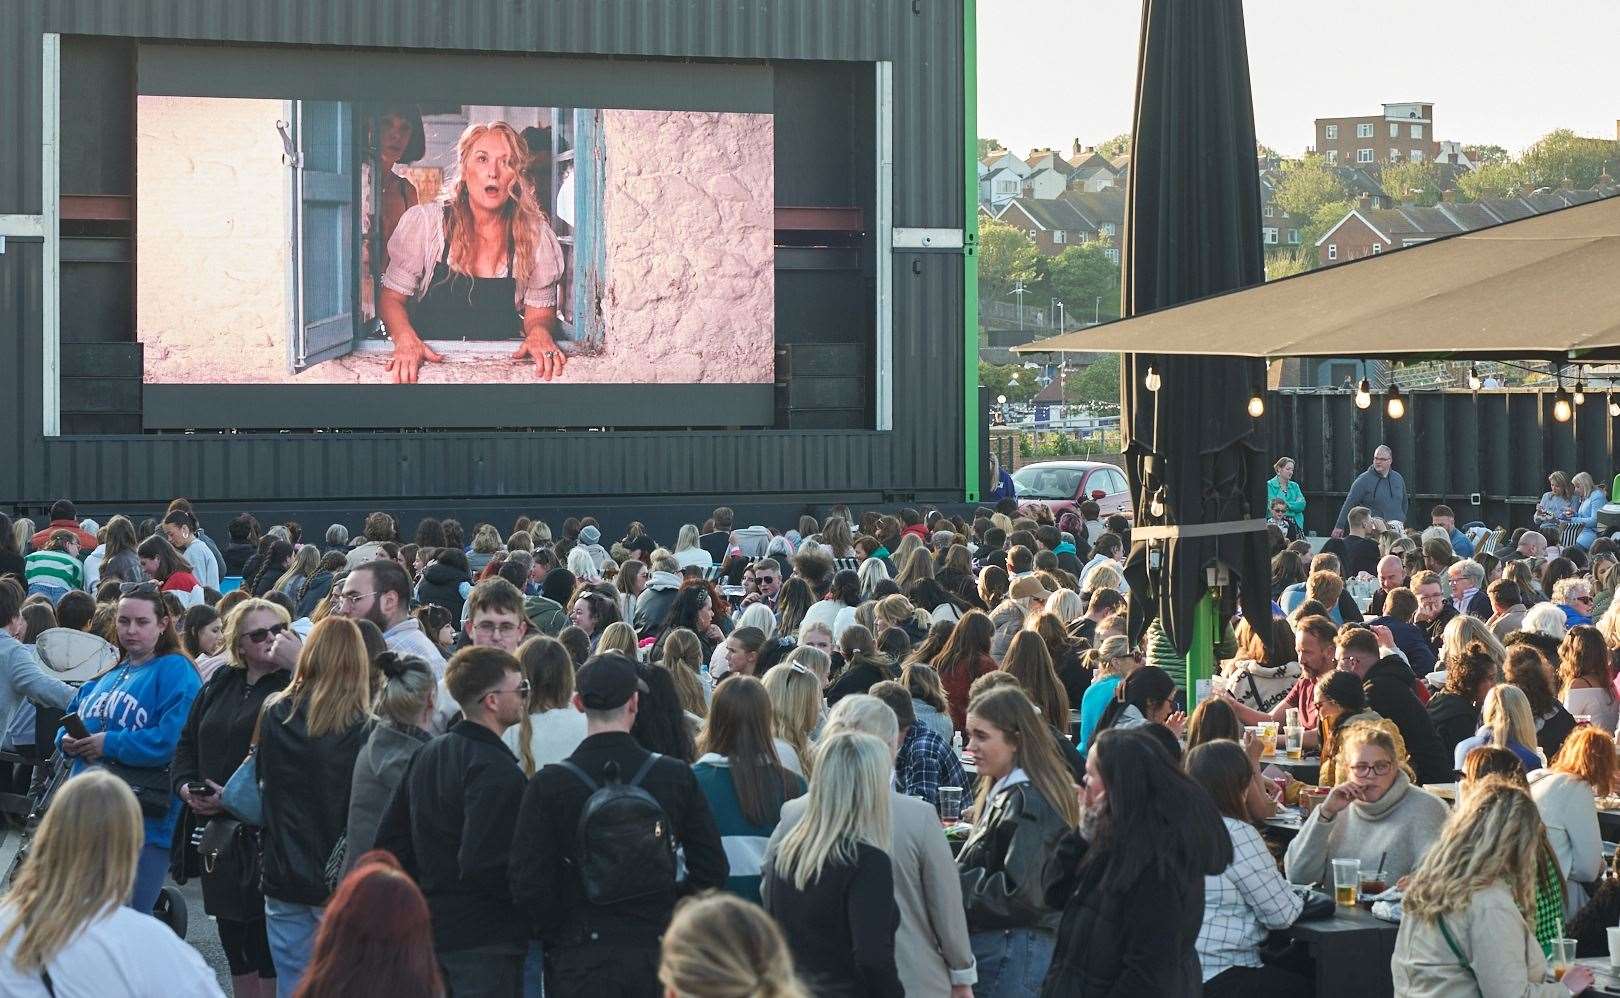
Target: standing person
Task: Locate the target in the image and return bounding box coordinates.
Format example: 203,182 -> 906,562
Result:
342,652 -> 435,870
292,850 -> 444,998
89,514 -> 145,588
692,676 -> 807,903
0,512 -> 26,582
164,509 -> 222,591
56,582 -> 202,914
173,597 -> 296,998
1332,444 -> 1407,537
0,771 -> 223,996
1284,726 -> 1448,888
25,498 -> 97,551
658,893 -> 809,998
956,687 -> 1079,997
867,681 -> 969,809
504,635 -> 588,776
1041,727 -> 1231,998
1528,726 -> 1613,919
1077,635 -> 1143,754
934,610 -> 998,731
334,560 -> 446,673
1267,457 -> 1306,534
1185,740 -> 1307,997
24,529 -> 82,603
255,617 -> 375,996
375,646 -> 530,995
138,534 -> 205,606
509,653 -> 729,995
1000,631 -> 1073,735
762,661 -> 821,780
0,577 -> 74,754
1393,778 -> 1594,997
761,731 -> 905,998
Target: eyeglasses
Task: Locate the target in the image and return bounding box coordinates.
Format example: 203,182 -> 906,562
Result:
484,680 -> 531,700
472,621 -> 524,637
1349,761 -> 1394,778
119,581 -> 159,596
244,623 -> 289,644
335,591 -> 381,606
1574,595 -> 1595,606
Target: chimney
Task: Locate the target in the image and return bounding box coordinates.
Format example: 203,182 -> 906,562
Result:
1357,194 -> 1373,211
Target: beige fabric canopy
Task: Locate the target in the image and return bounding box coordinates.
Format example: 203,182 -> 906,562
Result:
1016,194 -> 1620,360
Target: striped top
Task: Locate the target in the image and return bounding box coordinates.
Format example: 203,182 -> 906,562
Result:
24,549 -> 82,591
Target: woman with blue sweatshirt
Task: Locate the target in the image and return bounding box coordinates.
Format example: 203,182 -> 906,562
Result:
1570,471 -> 1608,550
57,582 -> 202,914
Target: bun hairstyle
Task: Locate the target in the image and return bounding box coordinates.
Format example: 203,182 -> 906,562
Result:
371,652 -> 436,728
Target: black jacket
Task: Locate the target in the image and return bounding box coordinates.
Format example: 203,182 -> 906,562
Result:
698,530 -> 731,564
375,721 -> 527,952
1421,604 -> 1460,652
1536,702 -> 1578,761
763,842 -> 904,998
825,659 -> 894,707
257,699 -> 372,905
222,542 -> 255,578
1362,657 -> 1451,784
1053,646 -> 1090,710
171,665 -> 291,918
1040,831 -> 1204,998
416,561 -> 471,624
509,730 -> 728,946
1426,690 -> 1479,762
957,781 -> 1070,933
294,570 -> 336,619
1343,534 -> 1382,579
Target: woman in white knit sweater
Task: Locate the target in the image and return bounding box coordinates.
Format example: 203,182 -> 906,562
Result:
1528,725 -> 1612,918
1284,725 -> 1448,888
1393,778 -> 1593,996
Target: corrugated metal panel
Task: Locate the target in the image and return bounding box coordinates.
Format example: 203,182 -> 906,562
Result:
3,0 -> 970,509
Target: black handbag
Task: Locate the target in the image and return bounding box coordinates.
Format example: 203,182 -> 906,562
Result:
199,817 -> 263,901
98,759 -> 174,819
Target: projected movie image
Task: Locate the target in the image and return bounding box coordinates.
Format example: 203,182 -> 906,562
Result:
136,98 -> 775,384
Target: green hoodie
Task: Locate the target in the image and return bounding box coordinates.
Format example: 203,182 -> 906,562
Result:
523,594 -> 567,636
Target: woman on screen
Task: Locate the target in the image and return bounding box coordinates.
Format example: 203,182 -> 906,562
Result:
371,103 -> 424,275
379,121 -> 566,384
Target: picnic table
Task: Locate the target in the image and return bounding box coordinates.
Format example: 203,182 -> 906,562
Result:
1283,895 -> 1400,998
1259,752 -> 1321,787
1577,957 -> 1620,995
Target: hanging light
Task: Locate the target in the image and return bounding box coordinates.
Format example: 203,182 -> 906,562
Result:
1466,364 -> 1482,392
1148,490 -> 1166,518
1608,391 -> 1619,418
1247,391 -> 1266,418
1385,384 -> 1406,420
1144,366 -> 1162,393
1354,378 -> 1372,409
1574,380 -> 1587,405
1553,390 -> 1573,423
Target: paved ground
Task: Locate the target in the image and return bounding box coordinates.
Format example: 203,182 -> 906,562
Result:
0,824 -> 234,991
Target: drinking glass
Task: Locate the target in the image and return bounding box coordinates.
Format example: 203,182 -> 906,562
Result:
1552,938 -> 1576,981
1607,925 -> 1620,969
1284,707 -> 1301,730
1285,726 -> 1303,759
937,786 -> 964,826
1331,858 -> 1360,907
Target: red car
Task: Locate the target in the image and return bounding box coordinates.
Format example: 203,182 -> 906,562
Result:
1011,461 -> 1133,520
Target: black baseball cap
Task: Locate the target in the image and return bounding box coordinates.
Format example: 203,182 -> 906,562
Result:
576,653 -> 649,710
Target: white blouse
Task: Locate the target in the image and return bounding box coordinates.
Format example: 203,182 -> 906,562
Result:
382,202 -> 565,311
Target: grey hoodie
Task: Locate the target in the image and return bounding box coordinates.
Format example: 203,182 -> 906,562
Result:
344,720 -> 430,874
1334,465 -> 1408,531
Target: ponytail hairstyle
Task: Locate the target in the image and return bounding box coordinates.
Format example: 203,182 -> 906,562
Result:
1096,664 -> 1175,734
659,893 -> 809,998
371,652 -> 436,729
513,636 -> 576,777
658,628 -> 708,718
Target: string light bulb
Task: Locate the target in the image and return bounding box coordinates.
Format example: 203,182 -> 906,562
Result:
1608,391 -> 1619,418
1247,392 -> 1265,418
1354,379 -> 1372,409
1467,365 -> 1482,392
1144,366 -> 1162,392
1385,385 -> 1406,420
1574,380 -> 1587,405
1553,390 -> 1573,423
1149,491 -> 1165,518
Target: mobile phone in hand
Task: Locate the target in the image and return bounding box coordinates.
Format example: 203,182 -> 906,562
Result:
59,713 -> 90,740
185,781 -> 215,797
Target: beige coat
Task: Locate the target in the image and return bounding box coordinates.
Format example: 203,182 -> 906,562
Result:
769,791 -> 976,995
1391,881 -> 1568,998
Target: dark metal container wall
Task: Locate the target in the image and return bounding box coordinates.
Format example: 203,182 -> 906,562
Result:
0,1 -> 968,513
1271,390 -> 1620,533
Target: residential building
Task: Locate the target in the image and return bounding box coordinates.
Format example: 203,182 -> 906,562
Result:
996,197 -> 1098,255
1314,187 -> 1615,267
1021,167 -> 1069,200
1024,148 -> 1074,178
981,166 -> 1024,208
981,150 -> 1031,180
1315,100 -> 1440,167
1060,188 -> 1126,264
1258,171 -> 1305,249
1066,142 -> 1122,192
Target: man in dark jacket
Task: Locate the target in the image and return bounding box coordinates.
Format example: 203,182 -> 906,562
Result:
1331,444 -> 1408,536
1366,588 -> 1439,677
698,507 -> 734,563
509,653 -> 728,995
1411,570 -> 1459,653
377,646 -> 529,995
1335,628 -> 1452,784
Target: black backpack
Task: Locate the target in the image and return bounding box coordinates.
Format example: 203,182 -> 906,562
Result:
557,754 -> 678,905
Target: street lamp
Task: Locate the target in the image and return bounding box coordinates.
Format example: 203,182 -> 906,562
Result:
1094,296 -> 1102,325
1011,281 -> 1028,330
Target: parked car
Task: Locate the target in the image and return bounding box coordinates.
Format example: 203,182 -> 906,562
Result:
1010,460 -> 1133,520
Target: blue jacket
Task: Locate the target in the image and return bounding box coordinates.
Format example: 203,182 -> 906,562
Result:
57,652 -> 202,848
1573,490 -> 1608,550
990,468 -> 1016,500
1447,527 -> 1474,558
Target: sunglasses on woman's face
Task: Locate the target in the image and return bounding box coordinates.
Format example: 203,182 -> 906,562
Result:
244,623 -> 289,644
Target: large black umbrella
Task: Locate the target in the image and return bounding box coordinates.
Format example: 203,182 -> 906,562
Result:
1119,0 -> 1273,659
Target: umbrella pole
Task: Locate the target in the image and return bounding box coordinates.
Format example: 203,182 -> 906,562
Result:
1185,588 -> 1218,713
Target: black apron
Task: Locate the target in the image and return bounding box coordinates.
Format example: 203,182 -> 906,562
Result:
407,205 -> 523,341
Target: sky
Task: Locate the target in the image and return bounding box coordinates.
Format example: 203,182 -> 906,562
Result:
978,0 -> 1618,159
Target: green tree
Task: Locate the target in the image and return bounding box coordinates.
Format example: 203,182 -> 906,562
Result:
1062,353 -> 1121,412
1097,132 -> 1132,159
1456,160 -> 1526,202
978,219 -> 1044,302
1274,155 -> 1351,223
980,362 -> 1038,403
1044,242 -> 1120,327
1379,159 -> 1445,206
977,137 -> 1003,160
1519,129 -> 1618,190
1465,143 -> 1510,166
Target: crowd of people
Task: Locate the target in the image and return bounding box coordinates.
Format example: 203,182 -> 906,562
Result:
0,464 -> 1618,995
